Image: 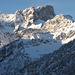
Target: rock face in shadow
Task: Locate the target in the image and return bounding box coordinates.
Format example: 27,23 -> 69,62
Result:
35,5 -> 55,21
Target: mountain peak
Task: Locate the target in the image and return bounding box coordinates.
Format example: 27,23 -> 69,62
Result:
35,5 -> 55,21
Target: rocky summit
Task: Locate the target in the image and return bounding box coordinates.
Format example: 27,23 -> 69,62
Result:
0,5 -> 75,75
35,5 -> 55,21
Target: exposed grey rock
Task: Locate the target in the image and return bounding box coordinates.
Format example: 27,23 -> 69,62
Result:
22,5 -> 55,27
14,10 -> 24,23
23,6 -> 36,27
66,30 -> 75,38
23,5 -> 55,24
23,6 -> 36,21
35,5 -> 55,21
14,25 -> 21,32
0,22 -> 4,28
15,10 -> 23,15
63,14 -> 73,21
11,23 -> 15,28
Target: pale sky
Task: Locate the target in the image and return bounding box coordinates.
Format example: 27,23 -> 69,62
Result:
0,0 -> 75,19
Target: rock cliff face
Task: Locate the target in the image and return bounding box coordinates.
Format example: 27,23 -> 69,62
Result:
14,10 -> 24,23
42,14 -> 73,32
23,6 -> 35,25
23,5 -> 55,21
22,5 -> 55,26
35,5 -> 55,21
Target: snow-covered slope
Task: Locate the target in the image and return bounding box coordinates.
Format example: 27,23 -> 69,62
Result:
0,5 -> 75,74
0,36 -> 75,74
19,39 -> 75,75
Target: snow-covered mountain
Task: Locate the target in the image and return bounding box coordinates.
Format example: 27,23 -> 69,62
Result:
0,5 -> 75,74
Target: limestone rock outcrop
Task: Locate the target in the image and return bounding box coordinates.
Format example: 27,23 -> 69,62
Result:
42,14 -> 73,32
35,5 -> 55,21
22,5 -> 55,27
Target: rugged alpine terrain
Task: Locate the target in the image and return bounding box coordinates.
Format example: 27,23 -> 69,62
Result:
19,39 -> 75,75
0,5 -> 75,75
